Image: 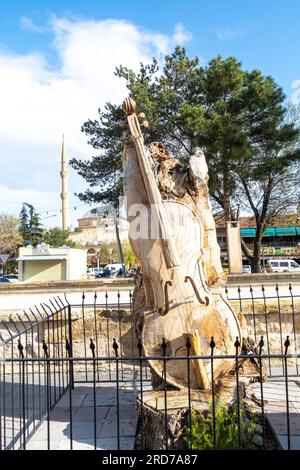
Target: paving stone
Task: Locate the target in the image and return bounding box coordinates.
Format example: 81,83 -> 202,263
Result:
97,437 -> 135,450
105,405 -> 137,421
73,406 -> 109,422
55,394 -> 87,408
29,420 -> 103,441
26,439 -> 61,450
267,413 -> 300,436
99,418 -> 138,438
265,401 -> 297,412
55,437 -> 135,450
277,435 -> 300,450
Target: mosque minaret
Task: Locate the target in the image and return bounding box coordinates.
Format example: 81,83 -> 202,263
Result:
60,136 -> 69,231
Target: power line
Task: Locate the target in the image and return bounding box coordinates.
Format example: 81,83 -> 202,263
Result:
37,203 -> 92,217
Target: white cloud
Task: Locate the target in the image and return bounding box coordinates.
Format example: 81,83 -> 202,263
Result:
173,23 -> 192,45
216,25 -> 246,42
0,16 -> 192,227
20,16 -> 49,34
292,80 -> 300,104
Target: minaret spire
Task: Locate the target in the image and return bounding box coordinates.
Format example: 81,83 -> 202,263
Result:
60,135 -> 69,231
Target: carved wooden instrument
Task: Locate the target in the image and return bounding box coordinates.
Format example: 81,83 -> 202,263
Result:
122,98 -> 180,269
123,98 -> 241,389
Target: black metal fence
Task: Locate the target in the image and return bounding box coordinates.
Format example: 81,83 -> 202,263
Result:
0,285 -> 299,451
225,283 -> 300,376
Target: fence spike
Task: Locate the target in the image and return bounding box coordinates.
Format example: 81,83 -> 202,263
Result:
210,337 -> 216,351
29,308 -> 38,322
18,313 -> 27,329
17,339 -> 24,359
162,338 -> 167,356
42,339 -> 49,358
234,337 -> 241,351
66,339 -> 71,357
64,293 -> 70,306
49,299 -> 59,313
90,338 -> 96,358
53,297 -> 62,310
186,336 -> 191,352
137,338 -> 143,355
259,336 -> 264,355
284,336 -> 290,355
113,338 -> 119,357
1,320 -> 14,338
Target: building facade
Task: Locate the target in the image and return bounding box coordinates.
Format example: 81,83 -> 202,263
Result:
17,243 -> 87,282
215,214 -> 300,266
68,207 -> 129,264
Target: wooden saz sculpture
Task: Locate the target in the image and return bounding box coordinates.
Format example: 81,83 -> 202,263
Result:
122,98 -> 241,390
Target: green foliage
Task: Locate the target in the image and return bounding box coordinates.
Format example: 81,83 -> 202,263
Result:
121,241 -> 137,268
19,203 -> 43,247
43,227 -> 79,248
183,402 -> 256,450
98,243 -> 120,266
0,213 -> 23,255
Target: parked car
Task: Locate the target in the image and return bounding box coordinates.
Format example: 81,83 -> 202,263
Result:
266,259 -> 300,273
3,274 -> 19,283
103,263 -> 123,273
0,277 -> 11,283
97,267 -> 112,278
87,267 -> 103,278
115,268 -> 128,278
242,265 -> 251,274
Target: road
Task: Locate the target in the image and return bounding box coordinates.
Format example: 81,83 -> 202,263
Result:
0,283 -> 299,316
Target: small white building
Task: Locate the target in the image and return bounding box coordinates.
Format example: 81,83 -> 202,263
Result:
17,243 -> 87,282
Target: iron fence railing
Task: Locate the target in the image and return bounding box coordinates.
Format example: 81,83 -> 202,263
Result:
0,284 -> 300,451
225,283 -> 300,376
1,340 -> 299,451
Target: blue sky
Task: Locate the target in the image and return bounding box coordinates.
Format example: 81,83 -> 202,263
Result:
0,0 -> 300,228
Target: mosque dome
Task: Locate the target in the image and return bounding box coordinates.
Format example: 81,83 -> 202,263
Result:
81,207 -> 105,219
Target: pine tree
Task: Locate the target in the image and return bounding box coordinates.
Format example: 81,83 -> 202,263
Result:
70,48 -> 300,271
19,203 -> 43,246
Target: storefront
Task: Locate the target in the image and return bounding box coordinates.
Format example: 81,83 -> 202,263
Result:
17,243 -> 87,282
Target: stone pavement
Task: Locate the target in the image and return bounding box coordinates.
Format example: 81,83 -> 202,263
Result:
249,376 -> 300,450
3,368 -> 300,450
25,380 -> 151,450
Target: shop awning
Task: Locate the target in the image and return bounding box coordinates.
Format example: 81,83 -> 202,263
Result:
240,226 -> 300,238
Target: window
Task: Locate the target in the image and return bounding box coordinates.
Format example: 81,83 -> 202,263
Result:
270,261 -> 279,267
280,262 -> 289,267
291,261 -> 299,268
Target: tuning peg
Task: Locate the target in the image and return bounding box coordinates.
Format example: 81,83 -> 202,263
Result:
120,121 -> 127,129
138,112 -> 146,120
142,120 -> 149,129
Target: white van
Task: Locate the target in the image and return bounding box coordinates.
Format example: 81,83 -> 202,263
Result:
104,263 -> 123,272
266,259 -> 300,273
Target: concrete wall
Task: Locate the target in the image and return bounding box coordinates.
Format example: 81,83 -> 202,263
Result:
67,249 -> 87,280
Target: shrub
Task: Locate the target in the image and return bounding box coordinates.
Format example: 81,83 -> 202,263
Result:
183,401 -> 256,450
